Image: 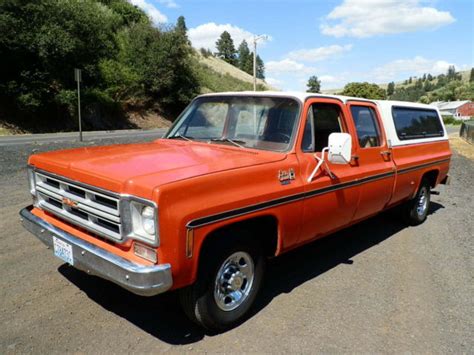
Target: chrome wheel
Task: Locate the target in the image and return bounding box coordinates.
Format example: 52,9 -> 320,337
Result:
416,186 -> 429,216
214,251 -> 254,312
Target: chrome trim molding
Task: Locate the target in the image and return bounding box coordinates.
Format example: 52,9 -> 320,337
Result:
187,157 -> 451,229
20,206 -> 172,297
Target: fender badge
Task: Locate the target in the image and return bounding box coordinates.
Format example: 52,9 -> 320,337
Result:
278,168 -> 295,185
62,197 -> 78,208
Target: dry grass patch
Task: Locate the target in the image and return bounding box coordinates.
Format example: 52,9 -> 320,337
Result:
449,133 -> 474,160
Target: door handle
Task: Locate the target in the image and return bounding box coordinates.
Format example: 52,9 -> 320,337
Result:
380,150 -> 391,157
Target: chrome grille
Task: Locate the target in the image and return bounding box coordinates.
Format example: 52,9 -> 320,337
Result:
34,171 -> 122,241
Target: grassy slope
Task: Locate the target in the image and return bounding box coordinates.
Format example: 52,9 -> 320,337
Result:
193,51 -> 274,93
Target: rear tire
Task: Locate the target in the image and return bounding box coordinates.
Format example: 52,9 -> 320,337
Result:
403,178 -> 431,225
179,232 -> 265,332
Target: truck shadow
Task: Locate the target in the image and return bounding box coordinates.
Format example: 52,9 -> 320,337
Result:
59,202 -> 443,345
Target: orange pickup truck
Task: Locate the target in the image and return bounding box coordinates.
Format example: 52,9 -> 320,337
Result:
21,92 -> 451,331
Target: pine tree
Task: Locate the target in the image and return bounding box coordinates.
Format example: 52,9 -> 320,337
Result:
215,31 -> 237,65
237,40 -> 252,74
175,16 -> 189,44
470,68 -> 474,82
427,74 -> 433,81
256,55 -> 265,79
447,65 -> 456,81
176,16 -> 187,35
415,78 -> 423,89
423,80 -> 433,92
306,76 -> 321,93
387,81 -> 395,96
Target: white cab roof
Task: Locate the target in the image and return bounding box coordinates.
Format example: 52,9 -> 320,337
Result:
198,91 -> 375,104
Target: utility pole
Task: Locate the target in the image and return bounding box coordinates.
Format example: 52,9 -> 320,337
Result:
74,68 -> 83,142
253,35 -> 268,91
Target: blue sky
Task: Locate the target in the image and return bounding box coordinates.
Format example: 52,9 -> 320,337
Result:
131,0 -> 474,91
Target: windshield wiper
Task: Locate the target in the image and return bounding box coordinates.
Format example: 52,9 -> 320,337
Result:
210,138 -> 246,148
168,133 -> 193,141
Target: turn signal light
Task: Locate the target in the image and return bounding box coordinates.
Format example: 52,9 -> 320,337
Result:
133,242 -> 157,263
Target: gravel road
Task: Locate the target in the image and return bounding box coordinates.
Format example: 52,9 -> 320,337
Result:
0,136 -> 472,353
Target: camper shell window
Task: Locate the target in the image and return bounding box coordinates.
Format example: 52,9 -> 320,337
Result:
392,106 -> 444,140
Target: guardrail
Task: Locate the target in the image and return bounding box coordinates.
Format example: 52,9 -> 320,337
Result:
460,120 -> 474,144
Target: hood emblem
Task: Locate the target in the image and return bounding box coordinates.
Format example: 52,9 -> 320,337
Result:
62,197 -> 79,208
278,168 -> 295,185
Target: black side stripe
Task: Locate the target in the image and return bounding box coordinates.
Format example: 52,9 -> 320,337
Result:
187,157 -> 450,229
397,158 -> 451,175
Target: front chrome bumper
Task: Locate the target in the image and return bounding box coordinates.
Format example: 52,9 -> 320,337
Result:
20,206 -> 172,296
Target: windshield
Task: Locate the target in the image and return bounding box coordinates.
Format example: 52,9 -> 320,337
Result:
166,96 -> 300,152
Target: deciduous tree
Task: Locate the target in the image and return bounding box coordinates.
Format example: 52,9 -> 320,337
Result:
306,76 -> 321,93
341,82 -> 386,99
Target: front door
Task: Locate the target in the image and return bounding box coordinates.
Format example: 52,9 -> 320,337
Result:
297,98 -> 360,244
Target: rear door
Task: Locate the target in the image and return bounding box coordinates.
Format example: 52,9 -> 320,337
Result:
346,101 -> 396,221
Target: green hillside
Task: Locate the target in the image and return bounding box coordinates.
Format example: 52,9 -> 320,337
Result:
323,68 -> 474,103
388,68 -> 473,103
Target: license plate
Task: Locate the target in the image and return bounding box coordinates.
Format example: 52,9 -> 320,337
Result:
53,236 -> 74,265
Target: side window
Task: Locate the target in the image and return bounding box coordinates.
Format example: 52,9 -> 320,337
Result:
350,106 -> 381,148
302,103 -> 343,152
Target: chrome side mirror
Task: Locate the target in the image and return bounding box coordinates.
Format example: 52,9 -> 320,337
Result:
328,132 -> 352,164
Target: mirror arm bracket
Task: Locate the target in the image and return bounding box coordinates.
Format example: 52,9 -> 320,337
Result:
307,147 -> 335,182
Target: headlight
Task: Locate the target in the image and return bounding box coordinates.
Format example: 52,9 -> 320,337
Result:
123,198 -> 159,246
141,206 -> 156,235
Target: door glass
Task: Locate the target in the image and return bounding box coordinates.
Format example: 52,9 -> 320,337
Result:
350,106 -> 381,148
302,103 -> 343,152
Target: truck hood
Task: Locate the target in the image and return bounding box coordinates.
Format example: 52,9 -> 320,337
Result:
29,139 -> 287,199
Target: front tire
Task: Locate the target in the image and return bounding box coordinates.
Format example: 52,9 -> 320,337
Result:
179,235 -> 265,332
403,178 -> 431,225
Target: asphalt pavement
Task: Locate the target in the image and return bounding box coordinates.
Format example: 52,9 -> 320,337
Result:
0,128 -> 167,146
0,134 -> 472,353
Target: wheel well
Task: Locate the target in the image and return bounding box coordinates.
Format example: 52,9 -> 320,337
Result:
200,215 -> 279,258
422,169 -> 439,188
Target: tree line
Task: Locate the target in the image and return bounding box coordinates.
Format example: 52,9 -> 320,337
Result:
201,31 -> 265,80
1,0 -> 197,131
